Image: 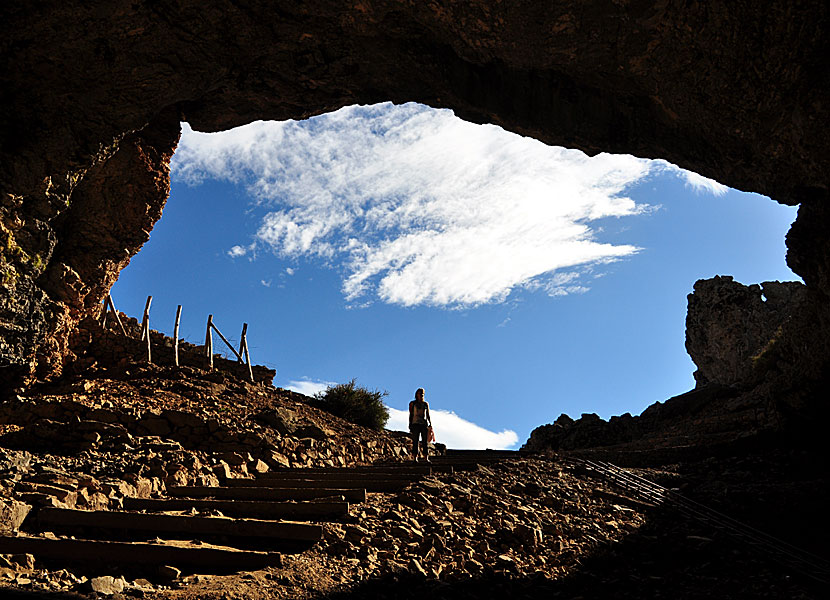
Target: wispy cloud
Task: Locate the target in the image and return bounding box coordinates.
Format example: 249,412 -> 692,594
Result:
173,102 -> 727,308
227,245 -> 247,258
647,158 -> 728,196
284,379 -> 335,397
386,407 -> 519,450
679,170 -> 729,196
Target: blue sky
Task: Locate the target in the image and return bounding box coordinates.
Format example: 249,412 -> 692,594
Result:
112,103 -> 798,449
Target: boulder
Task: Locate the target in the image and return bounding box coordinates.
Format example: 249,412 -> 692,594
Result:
254,408 -> 298,436
89,575 -> 126,595
0,499 -> 34,534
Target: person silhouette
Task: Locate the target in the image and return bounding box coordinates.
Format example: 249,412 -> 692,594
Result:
408,387 -> 432,462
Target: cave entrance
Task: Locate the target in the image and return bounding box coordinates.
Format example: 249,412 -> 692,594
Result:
111,103 -> 799,448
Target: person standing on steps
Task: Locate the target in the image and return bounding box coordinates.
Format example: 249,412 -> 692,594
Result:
409,387 -> 432,462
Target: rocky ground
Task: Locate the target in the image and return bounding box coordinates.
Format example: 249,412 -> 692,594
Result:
0,362 -> 827,599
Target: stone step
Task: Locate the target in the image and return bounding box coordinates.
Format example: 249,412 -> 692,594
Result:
35,507 -> 322,544
258,471 -> 423,482
420,460 -> 505,471
444,449 -> 531,457
0,535 -> 282,571
123,497 -> 349,520
223,478 -> 409,493
432,456 -> 520,471
438,449 -> 533,462
308,460 -> 452,475
370,462 -> 454,474
168,485 -> 367,503
317,466 -> 435,474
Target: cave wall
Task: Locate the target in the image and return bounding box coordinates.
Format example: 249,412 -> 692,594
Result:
1,1 -> 829,389
1,110 -> 179,386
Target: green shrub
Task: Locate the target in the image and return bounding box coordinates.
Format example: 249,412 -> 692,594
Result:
314,379 -> 390,431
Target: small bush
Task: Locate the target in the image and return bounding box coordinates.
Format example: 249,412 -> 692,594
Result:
314,379 -> 390,431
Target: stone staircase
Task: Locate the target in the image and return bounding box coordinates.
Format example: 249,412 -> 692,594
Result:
0,449 -> 528,580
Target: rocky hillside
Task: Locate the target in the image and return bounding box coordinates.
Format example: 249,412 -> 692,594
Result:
0,333 -> 826,598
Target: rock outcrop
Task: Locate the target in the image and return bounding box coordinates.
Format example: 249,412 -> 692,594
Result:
1,1 -> 829,390
526,275 -> 830,455
523,384 -> 744,456
685,276 -> 810,388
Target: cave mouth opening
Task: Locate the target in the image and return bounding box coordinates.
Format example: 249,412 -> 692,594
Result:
110,102 -> 799,448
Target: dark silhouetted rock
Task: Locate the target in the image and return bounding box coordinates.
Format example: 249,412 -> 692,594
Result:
685,276 -> 809,388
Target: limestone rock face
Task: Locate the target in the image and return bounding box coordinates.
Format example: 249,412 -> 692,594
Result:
1,112 -> 180,388
685,277 -> 809,388
1,1 -> 829,388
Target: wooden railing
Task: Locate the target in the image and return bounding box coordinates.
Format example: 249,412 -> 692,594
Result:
100,294 -> 257,383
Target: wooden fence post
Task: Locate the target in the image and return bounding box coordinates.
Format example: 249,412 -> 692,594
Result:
205,314 -> 214,370
140,296 -> 152,341
240,328 -> 254,383
237,323 -> 248,364
140,295 -> 152,363
173,305 -> 182,367
102,294 -> 128,337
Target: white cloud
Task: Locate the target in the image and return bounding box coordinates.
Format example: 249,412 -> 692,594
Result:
681,170 -> 729,196
648,159 -> 729,197
260,279 -> 271,287
173,103 -> 724,307
227,245 -> 247,258
525,270 -> 591,297
284,379 -> 335,397
285,267 -> 295,276
386,407 -> 519,450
